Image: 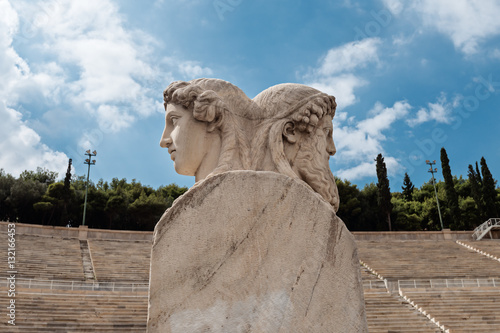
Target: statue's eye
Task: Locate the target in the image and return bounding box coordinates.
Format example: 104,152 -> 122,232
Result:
324,128 -> 331,136
169,116 -> 180,126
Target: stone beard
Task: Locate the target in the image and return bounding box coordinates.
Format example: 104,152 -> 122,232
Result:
292,128 -> 339,211
251,83 -> 340,211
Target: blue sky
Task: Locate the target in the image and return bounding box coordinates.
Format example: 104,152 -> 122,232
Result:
1,0 -> 499,191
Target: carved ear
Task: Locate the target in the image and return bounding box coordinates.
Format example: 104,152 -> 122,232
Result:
207,114 -> 222,133
282,121 -> 297,143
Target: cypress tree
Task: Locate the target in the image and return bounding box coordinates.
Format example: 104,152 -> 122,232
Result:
468,164 -> 484,218
440,148 -> 460,227
476,162 -> 482,185
481,157 -> 498,218
375,153 -> 393,231
62,158 -> 72,225
63,158 -> 72,193
401,172 -> 414,201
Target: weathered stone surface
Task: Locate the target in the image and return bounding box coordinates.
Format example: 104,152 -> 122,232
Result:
148,171 -> 367,332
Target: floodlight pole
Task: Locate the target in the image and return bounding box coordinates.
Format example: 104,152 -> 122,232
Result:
82,150 -> 97,226
426,160 -> 444,230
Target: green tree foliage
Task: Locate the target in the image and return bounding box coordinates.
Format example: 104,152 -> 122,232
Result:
19,167 -> 57,184
335,180 -> 381,231
2,161 -> 492,232
476,162 -> 482,184
0,167 -> 188,231
336,179 -> 362,230
338,166 -> 485,232
359,183 -> 381,230
459,196 -> 480,230
8,178 -> 47,224
391,195 -> 422,231
33,201 -> 54,224
128,191 -> 170,230
105,189 -> 128,229
0,169 -> 16,221
440,148 -> 460,228
468,164 -> 484,219
375,153 -> 393,231
64,159 -> 72,192
401,173 -> 414,201
481,157 -> 499,218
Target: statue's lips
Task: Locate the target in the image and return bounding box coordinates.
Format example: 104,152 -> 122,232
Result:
170,150 -> 176,161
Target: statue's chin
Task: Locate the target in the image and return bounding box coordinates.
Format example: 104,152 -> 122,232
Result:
175,162 -> 199,178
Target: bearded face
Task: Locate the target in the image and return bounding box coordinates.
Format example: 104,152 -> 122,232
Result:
291,116 -> 340,211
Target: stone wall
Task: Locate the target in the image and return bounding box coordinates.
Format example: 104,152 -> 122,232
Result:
1,221 -> 473,242
353,229 -> 473,241
0,221 -> 153,241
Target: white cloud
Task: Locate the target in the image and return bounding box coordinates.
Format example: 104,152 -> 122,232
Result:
333,101 -> 411,180
14,0 -> 212,134
336,157 -> 404,180
95,105 -> 135,133
35,0 -> 158,113
2,0 -> 215,178
413,0 -> 500,55
406,93 -> 454,127
337,161 -> 374,180
492,49 -> 500,60
315,38 -> 381,77
382,0 -> 403,15
383,0 -> 500,55
178,61 -> 214,78
304,38 -> 381,109
0,102 -> 69,178
309,74 -> 367,109
0,0 -> 18,38
0,0 -> 69,177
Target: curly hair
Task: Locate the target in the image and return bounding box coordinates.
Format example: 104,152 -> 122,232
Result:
251,84 -> 336,169
163,78 -> 256,176
251,83 -> 340,209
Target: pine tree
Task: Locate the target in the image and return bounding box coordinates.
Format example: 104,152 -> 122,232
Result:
481,157 -> 498,218
401,172 -> 414,201
440,148 -> 460,227
375,153 -> 393,231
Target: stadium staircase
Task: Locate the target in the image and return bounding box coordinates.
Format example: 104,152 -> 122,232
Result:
0,233 -> 148,332
400,284 -> 500,332
359,238 -> 500,332
356,239 -> 500,280
80,240 -> 95,280
0,288 -> 147,332
5,224 -> 500,331
87,239 -> 151,282
361,266 -> 443,332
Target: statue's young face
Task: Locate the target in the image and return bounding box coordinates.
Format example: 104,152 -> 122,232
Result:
160,103 -> 215,179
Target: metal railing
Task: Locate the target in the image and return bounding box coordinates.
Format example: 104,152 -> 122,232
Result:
472,218 -> 500,240
363,279 -> 387,289
398,278 -> 500,289
0,278 -> 149,293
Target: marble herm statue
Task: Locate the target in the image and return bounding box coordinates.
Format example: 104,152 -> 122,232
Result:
150,79 -> 367,332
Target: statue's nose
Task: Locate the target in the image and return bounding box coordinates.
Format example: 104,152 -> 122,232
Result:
327,139 -> 336,156
160,137 -> 172,148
